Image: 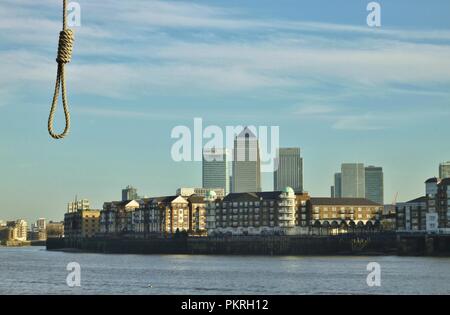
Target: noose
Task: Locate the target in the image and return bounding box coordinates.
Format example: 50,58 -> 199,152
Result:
48,0 -> 75,139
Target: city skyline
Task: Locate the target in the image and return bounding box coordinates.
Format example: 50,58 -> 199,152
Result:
1,152 -> 448,223
332,163 -> 384,204
1,0 -> 450,222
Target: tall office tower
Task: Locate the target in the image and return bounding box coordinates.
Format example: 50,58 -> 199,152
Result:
122,185 -> 138,201
365,166 -> 384,204
330,186 -> 335,198
274,148 -> 303,193
232,127 -> 261,193
341,163 -> 365,198
203,148 -> 230,195
334,173 -> 342,198
439,161 -> 450,179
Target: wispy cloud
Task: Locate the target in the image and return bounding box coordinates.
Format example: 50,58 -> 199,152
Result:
1,0 -> 449,122
76,107 -> 167,120
294,104 -> 337,117
292,101 -> 450,131
331,113 -> 391,131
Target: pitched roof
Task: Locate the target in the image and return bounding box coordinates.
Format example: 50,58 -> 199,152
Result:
152,195 -> 189,203
187,194 -> 205,203
223,191 -> 283,202
425,177 -> 439,183
223,192 -> 260,202
158,195 -> 180,203
309,197 -> 381,206
236,126 -> 257,139
405,196 -> 428,204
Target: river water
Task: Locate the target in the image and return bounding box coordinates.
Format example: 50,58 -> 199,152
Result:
0,246 -> 449,294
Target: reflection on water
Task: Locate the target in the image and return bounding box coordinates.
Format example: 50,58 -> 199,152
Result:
0,246 -> 449,294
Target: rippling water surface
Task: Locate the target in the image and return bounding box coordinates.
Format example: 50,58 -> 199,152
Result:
1,246 -> 449,294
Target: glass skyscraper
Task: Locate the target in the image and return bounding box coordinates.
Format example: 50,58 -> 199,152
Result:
274,148 -> 303,192
334,172 -> 342,198
365,166 -> 384,204
202,148 -> 230,195
341,163 -> 365,198
232,127 -> 261,193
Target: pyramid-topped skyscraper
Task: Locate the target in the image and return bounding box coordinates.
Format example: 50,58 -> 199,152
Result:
232,127 -> 261,193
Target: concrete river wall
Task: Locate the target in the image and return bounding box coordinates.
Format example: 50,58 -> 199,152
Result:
46,233 -> 450,256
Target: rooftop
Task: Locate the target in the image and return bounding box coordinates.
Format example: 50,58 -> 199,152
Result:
309,197 -> 382,206
236,126 -> 257,139
405,196 -> 428,204
425,177 -> 440,183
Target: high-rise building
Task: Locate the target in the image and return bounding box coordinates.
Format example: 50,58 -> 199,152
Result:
122,185 -> 138,201
274,148 -> 303,193
202,148 -> 230,195
67,198 -> 90,213
341,163 -> 365,198
232,127 -> 261,193
439,161 -> 450,179
334,173 -> 342,198
365,166 -> 384,204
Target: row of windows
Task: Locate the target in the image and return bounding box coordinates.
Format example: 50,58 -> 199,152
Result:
217,222 -> 276,227
313,214 -> 375,220
217,202 -> 261,207
314,207 -> 377,211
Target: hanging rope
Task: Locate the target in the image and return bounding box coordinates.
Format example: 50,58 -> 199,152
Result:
48,0 -> 75,139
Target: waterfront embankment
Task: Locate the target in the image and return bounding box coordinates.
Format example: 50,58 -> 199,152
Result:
0,240 -> 31,247
46,233 -> 450,256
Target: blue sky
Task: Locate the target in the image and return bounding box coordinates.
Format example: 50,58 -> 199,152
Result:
1,0 -> 450,223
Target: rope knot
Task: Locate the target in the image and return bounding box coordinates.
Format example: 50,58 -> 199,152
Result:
56,29 -> 75,64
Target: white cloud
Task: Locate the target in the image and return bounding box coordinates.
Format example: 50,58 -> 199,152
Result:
331,113 -> 390,131
294,105 -> 337,116
1,0 -> 450,111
